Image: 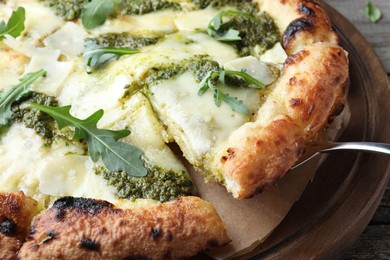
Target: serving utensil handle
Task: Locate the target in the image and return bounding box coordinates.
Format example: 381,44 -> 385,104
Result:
323,142 -> 390,155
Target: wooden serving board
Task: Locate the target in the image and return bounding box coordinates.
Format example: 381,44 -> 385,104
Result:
247,2 -> 390,259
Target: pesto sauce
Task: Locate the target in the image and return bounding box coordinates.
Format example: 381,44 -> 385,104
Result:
88,33 -> 160,49
123,55 -> 253,99
11,92 -> 58,145
40,0 -> 89,21
192,0 -> 258,15
121,0 -> 180,15
95,163 -> 194,202
42,0 -> 179,21
127,56 -> 220,92
227,13 -> 281,56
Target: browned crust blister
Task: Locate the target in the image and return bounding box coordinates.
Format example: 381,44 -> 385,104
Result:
219,0 -> 349,199
18,196 -> 229,259
0,192 -> 38,260
221,43 -> 349,199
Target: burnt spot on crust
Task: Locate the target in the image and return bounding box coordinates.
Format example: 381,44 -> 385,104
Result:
0,218 -> 17,236
29,225 -> 36,237
289,98 -> 303,106
123,255 -> 149,260
52,197 -> 114,220
220,156 -> 228,163
150,228 -> 161,239
221,148 -> 236,163
298,3 -> 316,18
227,148 -> 235,159
283,18 -> 314,48
80,238 -> 101,251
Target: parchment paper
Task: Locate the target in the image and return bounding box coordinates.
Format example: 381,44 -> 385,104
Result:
188,107 -> 350,259
187,158 -> 319,259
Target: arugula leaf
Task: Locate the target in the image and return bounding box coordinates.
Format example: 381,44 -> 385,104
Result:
221,93 -> 249,115
81,0 -> 122,29
83,41 -> 140,72
0,69 -> 46,129
29,104 -> 147,177
198,69 -> 265,114
365,1 -> 382,23
0,7 -> 25,40
207,10 -> 257,42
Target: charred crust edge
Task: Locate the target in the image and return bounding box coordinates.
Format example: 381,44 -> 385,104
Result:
283,18 -> 314,47
150,228 -> 161,239
0,217 -> 17,236
80,237 -> 101,251
52,197 -> 115,219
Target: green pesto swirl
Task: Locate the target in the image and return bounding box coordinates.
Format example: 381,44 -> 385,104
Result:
95,163 -> 195,202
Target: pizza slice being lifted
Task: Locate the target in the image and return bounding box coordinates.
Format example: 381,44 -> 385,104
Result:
0,0 -> 348,258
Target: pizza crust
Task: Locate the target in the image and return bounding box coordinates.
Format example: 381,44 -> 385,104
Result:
206,0 -> 349,199
0,192 -> 39,259
219,42 -> 349,199
18,196 -> 229,259
259,0 -> 339,54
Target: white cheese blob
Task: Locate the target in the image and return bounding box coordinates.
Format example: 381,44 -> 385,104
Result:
26,56 -> 74,96
149,72 -> 262,160
57,64 -> 130,119
174,8 -> 218,31
90,10 -> 177,36
3,36 -> 60,59
223,56 -> 277,85
101,93 -> 187,172
18,0 -> 64,44
259,42 -> 288,65
43,22 -> 88,59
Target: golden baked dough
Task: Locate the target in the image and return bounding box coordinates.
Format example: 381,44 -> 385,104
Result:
18,196 -> 229,259
0,192 -> 38,259
0,0 -> 349,258
218,43 -> 348,199
213,0 -> 349,199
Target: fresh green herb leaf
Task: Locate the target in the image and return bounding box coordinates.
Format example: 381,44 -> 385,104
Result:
83,41 -> 140,72
28,104 -> 147,177
221,92 -> 249,115
81,0 -> 122,29
0,69 -> 46,130
207,10 -> 257,42
223,70 -> 266,89
197,69 -> 265,114
365,1 -> 382,23
0,7 -> 25,40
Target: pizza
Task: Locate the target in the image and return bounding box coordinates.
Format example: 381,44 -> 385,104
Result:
0,0 -> 349,258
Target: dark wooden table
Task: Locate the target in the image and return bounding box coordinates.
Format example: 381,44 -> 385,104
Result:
325,0 -> 390,258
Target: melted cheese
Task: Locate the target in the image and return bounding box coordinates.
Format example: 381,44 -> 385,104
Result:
90,9 -> 177,36
43,22 -> 88,59
0,0 -> 285,207
174,8 -> 219,31
149,72 -> 262,160
18,0 -> 64,44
